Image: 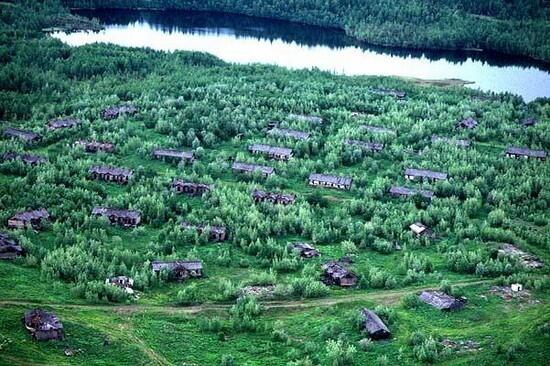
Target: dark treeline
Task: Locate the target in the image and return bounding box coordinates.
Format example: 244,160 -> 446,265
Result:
62,0 -> 550,62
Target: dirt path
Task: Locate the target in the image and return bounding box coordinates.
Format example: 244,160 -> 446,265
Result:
0,278 -> 492,315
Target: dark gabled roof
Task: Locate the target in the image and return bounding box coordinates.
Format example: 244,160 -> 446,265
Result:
2,152 -> 47,165
505,146 -> 546,158
153,149 -> 194,160
389,186 -> 434,199
47,117 -> 80,130
456,117 -> 478,129
309,173 -> 352,186
232,161 -> 274,175
419,290 -> 464,310
268,127 -> 310,140
89,165 -> 134,178
345,139 -> 384,152
23,309 -> 63,331
289,113 -> 323,124
431,135 -> 471,147
248,144 -> 293,157
405,168 -> 448,180
92,207 -> 141,220
11,208 -> 50,222
361,125 -> 396,134
361,309 -> 391,338
3,127 -> 41,142
151,260 -> 203,272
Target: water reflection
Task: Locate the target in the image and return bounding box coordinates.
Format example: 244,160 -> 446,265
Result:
53,9 -> 550,101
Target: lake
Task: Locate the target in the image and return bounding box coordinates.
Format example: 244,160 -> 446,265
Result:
53,9 -> 550,102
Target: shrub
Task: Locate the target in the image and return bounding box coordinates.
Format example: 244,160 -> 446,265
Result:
325,339 -> 357,366
358,338 -> 372,351
219,354 -> 235,366
177,283 -> 203,305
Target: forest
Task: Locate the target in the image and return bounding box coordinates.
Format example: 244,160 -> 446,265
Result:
0,1 -> 549,365
61,0 -> 550,62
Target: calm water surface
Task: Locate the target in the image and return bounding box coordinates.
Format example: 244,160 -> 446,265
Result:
53,10 -> 550,102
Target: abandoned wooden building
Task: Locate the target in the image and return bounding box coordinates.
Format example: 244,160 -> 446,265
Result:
102,104 -> 137,120
505,146 -> 546,161
361,309 -> 391,340
47,117 -> 80,131
2,152 -> 47,166
74,140 -> 114,153
22,309 -> 64,341
431,135 -> 471,148
106,276 -> 135,294
389,186 -> 434,200
291,242 -> 320,258
361,125 -> 396,135
289,113 -> 323,124
322,260 -> 358,287
0,232 -> 24,259
151,260 -> 203,281
267,127 -> 310,141
181,222 -> 228,241
89,165 -> 134,184
3,127 -> 41,144
455,117 -> 478,129
172,179 -> 212,196
232,161 -> 274,178
345,139 -> 384,152
248,144 -> 293,161
498,243 -> 544,269
419,290 -> 465,311
92,207 -> 141,228
252,189 -> 296,205
308,173 -> 352,190
152,149 -> 194,164
520,118 -> 538,127
405,168 -> 448,182
8,209 -> 50,230
409,222 -> 434,238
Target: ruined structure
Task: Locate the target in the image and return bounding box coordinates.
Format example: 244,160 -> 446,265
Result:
431,135 -> 471,148
409,222 -> 434,238
7,209 -> 50,230
102,104 -> 137,120
252,189 -> 296,205
2,152 -> 46,166
172,180 -> 212,196
389,186 -> 434,200
361,309 -> 391,340
308,173 -> 352,190
232,161 -> 274,178
419,290 -> 465,311
152,149 -> 194,164
291,243 -> 320,258
181,222 -> 228,242
106,276 -> 135,294
92,207 -> 141,228
498,244 -> 543,269
22,309 -> 64,341
345,139 -> 384,152
0,232 -> 24,259
74,140 -> 114,153
3,127 -> 41,144
455,117 -> 478,130
47,117 -> 80,130
267,127 -> 310,141
89,165 -> 133,184
505,146 -> 546,161
405,168 -> 448,182
151,260 -> 203,281
322,260 -> 358,287
248,144 -> 293,161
